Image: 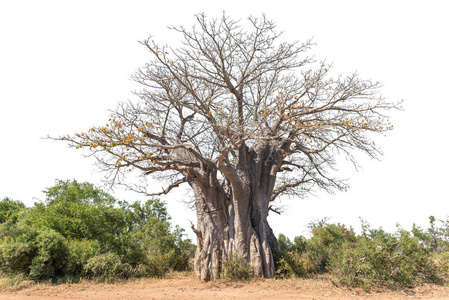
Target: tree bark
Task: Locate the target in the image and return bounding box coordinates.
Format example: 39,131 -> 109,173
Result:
189,144 -> 281,281
189,170 -> 233,281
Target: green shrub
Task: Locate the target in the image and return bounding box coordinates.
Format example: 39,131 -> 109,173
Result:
277,234 -> 307,254
146,249 -> 174,278
0,239 -> 34,275
222,254 -> 253,280
28,229 -> 69,279
329,226 -> 446,291
0,198 -> 25,224
65,239 -> 101,276
276,250 -> 316,278
0,224 -> 68,280
275,221 -> 356,278
0,223 -> 35,275
275,219 -> 449,289
1,180 -> 195,282
21,180 -> 125,246
306,220 -> 356,273
84,252 -> 133,280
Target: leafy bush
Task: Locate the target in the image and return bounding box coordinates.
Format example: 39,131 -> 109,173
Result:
277,234 -> 307,254
276,234 -> 315,278
329,227 -> 445,290
28,229 -> 69,279
276,219 -> 449,290
0,198 -> 25,224
0,180 -> 195,282
0,223 -> 68,279
276,250 -> 316,278
222,254 -> 253,280
306,219 -> 357,273
84,252 -> 133,281
0,236 -> 34,275
21,180 -> 125,244
65,239 -> 101,277
276,220 -> 357,278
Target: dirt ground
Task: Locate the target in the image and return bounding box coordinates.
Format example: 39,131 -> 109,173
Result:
2,273 -> 449,300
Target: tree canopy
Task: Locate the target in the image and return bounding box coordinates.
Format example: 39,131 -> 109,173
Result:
62,14 -> 397,198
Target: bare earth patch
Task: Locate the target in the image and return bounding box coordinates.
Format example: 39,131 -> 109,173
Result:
2,273 -> 449,300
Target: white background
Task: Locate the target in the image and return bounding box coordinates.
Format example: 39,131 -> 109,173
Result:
1,0 -> 448,240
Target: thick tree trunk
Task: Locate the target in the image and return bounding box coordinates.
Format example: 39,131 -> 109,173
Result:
189,144 -> 281,281
191,187 -> 278,280
189,174 -> 232,281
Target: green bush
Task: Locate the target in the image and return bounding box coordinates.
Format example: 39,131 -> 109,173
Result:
276,220 -> 356,278
0,238 -> 34,275
65,239 -> 101,277
0,180 -> 195,282
146,249 -> 175,278
277,234 -> 307,254
307,220 -> 356,273
329,227 -> 445,290
222,254 -> 253,280
0,224 -> 68,280
84,252 -> 132,280
28,229 -> 69,279
276,250 -> 316,278
21,180 -> 125,245
276,233 -> 313,278
276,219 -> 449,290
0,198 -> 25,224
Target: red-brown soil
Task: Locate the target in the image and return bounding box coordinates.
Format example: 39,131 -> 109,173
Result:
2,273 -> 449,300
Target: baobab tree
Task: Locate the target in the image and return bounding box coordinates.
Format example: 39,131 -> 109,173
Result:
60,13 -> 399,281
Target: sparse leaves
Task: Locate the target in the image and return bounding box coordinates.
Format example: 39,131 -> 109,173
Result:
58,13 -> 399,200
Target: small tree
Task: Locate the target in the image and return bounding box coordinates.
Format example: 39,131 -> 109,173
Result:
59,14 -> 399,280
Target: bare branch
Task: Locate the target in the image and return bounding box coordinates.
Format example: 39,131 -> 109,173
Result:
147,177 -> 187,196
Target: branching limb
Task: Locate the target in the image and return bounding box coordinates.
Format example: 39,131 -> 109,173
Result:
147,177 -> 187,196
